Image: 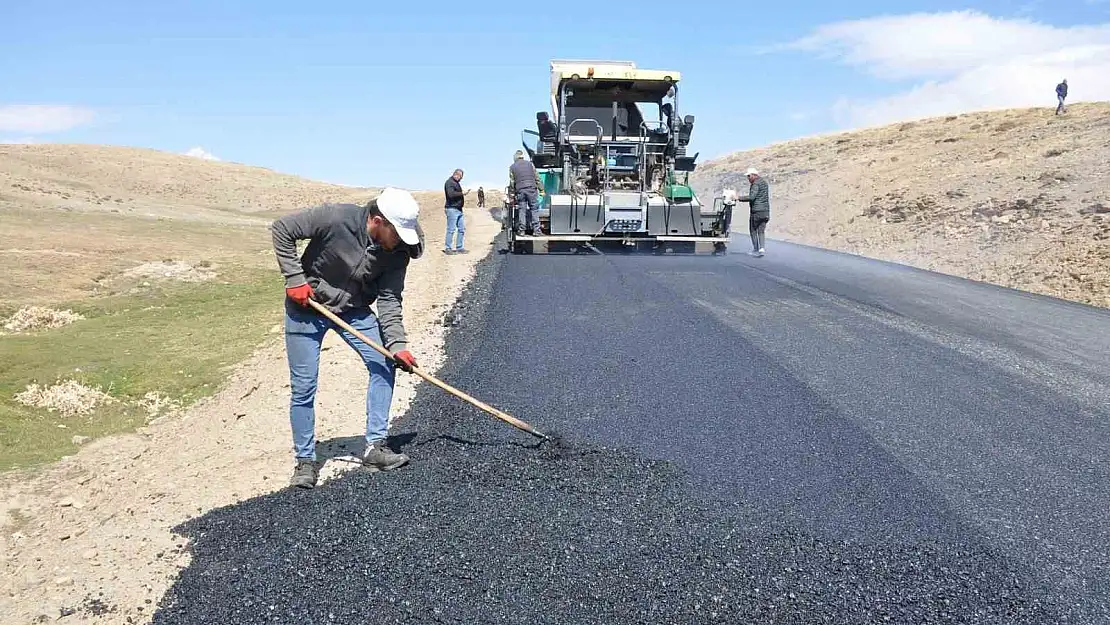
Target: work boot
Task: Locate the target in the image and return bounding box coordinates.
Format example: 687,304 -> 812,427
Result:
362,439 -> 410,472
290,459 -> 318,489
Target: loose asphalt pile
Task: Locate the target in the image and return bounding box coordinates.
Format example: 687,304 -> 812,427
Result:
151,246 -> 1064,624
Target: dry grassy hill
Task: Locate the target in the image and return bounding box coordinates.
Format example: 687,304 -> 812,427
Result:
1,144 -> 376,222
0,144 -> 385,307
691,102 -> 1110,309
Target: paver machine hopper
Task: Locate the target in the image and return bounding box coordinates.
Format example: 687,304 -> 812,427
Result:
507,60 -> 732,254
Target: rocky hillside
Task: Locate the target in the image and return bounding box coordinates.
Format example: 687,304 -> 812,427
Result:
692,102 -> 1110,309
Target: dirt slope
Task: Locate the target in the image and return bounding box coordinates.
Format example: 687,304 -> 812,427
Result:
0,143 -> 506,623
691,102 -> 1110,309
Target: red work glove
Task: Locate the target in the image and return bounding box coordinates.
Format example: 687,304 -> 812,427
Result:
286,283 -> 314,306
393,350 -> 417,372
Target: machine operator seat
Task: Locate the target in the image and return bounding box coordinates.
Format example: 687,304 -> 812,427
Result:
536,112 -> 558,142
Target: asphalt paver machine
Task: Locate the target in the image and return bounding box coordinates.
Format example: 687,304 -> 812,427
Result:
507,60 -> 731,254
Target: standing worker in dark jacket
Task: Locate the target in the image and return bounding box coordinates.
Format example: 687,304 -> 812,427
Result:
509,150 -> 543,236
270,188 -> 424,489
443,168 -> 467,254
1056,79 -> 1068,115
738,167 -> 770,257
477,186 -> 485,210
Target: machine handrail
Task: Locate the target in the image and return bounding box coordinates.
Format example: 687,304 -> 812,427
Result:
637,121 -> 671,152
636,121 -> 671,192
566,118 -> 603,143
639,120 -> 667,135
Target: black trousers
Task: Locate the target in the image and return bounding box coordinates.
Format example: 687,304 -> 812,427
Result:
749,212 -> 769,251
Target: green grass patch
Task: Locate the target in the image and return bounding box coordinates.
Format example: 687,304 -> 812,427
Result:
0,269 -> 285,471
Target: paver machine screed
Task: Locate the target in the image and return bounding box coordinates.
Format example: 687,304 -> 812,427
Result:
507,60 -> 732,254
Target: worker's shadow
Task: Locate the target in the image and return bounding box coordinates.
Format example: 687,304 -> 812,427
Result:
314,432 -> 418,464
315,430 -> 543,465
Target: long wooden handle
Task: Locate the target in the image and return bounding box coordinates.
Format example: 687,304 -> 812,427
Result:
305,299 -> 549,440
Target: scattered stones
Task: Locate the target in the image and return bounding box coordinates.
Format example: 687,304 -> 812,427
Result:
1,306 -> 85,333
13,379 -> 117,417
137,391 -> 182,418
120,260 -> 217,284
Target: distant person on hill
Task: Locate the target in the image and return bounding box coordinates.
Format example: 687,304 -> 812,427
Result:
477,186 -> 485,210
443,168 -> 467,254
737,167 -> 770,257
509,150 -> 543,236
1056,79 -> 1068,115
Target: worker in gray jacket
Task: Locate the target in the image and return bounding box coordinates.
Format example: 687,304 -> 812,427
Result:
509,150 -> 543,236
270,187 -> 424,489
737,167 -> 770,257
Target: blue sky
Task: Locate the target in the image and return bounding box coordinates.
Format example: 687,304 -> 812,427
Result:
4,1 -> 1109,191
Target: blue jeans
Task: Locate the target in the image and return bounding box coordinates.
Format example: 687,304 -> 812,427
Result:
515,189 -> 541,234
444,207 -> 465,250
283,299 -> 395,461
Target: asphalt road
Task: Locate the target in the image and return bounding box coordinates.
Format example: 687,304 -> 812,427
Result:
151,234 -> 1110,624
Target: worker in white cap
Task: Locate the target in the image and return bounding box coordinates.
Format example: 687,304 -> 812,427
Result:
270,187 -> 425,488
736,167 -> 770,256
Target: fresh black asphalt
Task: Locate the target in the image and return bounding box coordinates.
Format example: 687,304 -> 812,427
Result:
150,235 -> 1110,624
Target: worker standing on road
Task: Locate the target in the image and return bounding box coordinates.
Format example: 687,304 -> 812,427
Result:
1056,79 -> 1068,115
477,186 -> 485,210
509,150 -> 543,236
443,168 -> 468,254
737,167 -> 770,257
270,188 -> 424,489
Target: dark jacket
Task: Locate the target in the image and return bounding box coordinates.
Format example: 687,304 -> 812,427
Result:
444,176 -> 465,209
740,176 -> 770,215
1057,82 -> 1068,98
271,202 -> 423,352
508,158 -> 541,193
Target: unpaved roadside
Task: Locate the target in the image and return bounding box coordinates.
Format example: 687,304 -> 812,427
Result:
0,208 -> 504,624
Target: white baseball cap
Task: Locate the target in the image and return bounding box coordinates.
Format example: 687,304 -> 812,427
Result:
745,167 -> 759,176
375,187 -> 421,246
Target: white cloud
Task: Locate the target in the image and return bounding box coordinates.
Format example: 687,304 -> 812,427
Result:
0,105 -> 96,133
184,146 -> 220,161
0,136 -> 38,144
778,11 -> 1108,128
